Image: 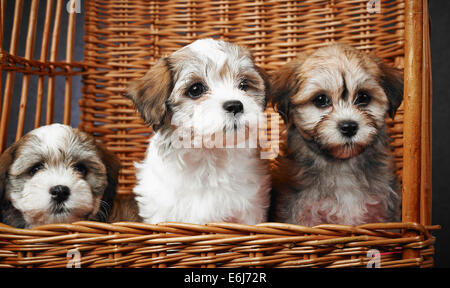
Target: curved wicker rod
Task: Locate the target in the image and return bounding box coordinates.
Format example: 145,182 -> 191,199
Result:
1,65 -> 85,77
16,0 -> 40,141
0,0 -> 23,151
252,222 -> 345,236
0,221 -> 436,240
1,51 -> 109,73
0,225 -> 59,237
38,244 -> 139,257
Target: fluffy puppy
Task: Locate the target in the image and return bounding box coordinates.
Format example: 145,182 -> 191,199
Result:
269,44 -> 403,226
0,124 -> 120,228
125,38 -> 271,225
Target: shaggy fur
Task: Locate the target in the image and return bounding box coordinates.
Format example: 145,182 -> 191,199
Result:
0,124 -> 120,228
125,38 -> 271,225
269,44 -> 403,226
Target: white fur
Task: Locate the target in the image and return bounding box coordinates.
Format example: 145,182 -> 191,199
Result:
10,165 -> 96,226
134,134 -> 270,224
5,124 -> 106,228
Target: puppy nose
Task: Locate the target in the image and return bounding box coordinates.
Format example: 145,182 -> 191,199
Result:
49,185 -> 71,203
338,120 -> 358,138
223,100 -> 244,115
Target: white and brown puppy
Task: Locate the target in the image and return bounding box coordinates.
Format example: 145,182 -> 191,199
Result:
0,124 -> 120,228
125,38 -> 271,225
269,44 -> 403,226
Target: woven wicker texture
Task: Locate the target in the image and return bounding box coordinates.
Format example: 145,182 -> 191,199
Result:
1,0 -> 437,268
0,222 -> 437,268
80,0 -> 406,195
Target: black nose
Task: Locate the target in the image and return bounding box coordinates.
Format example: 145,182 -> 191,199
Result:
338,120 -> 358,138
49,185 -> 71,203
223,100 -> 244,115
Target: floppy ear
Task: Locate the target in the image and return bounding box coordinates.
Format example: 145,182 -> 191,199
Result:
269,59 -> 303,123
124,57 -> 173,131
378,61 -> 404,119
255,65 -> 271,109
93,141 -> 121,222
0,144 -> 17,223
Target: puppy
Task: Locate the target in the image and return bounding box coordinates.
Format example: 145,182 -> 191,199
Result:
125,38 -> 271,225
0,124 -> 120,228
269,44 -> 403,226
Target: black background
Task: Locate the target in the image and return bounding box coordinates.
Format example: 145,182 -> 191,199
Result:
1,0 -> 449,267
429,0 -> 450,268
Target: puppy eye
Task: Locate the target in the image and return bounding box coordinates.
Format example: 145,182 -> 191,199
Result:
354,92 -> 371,106
187,83 -> 206,99
29,162 -> 44,176
238,79 -> 248,91
73,163 -> 88,177
312,94 -> 331,108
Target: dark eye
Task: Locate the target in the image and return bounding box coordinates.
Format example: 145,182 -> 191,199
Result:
238,79 -> 248,91
354,91 -> 371,106
73,163 -> 88,177
312,94 -> 331,108
187,83 -> 206,99
29,162 -> 44,176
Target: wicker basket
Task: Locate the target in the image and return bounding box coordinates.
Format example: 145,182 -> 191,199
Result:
0,0 -> 439,268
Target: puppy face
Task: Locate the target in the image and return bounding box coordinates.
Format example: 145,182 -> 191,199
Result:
0,124 -> 119,228
271,44 -> 403,159
126,38 -> 268,143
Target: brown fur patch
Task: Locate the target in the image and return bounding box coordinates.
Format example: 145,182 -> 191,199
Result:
91,137 -> 121,221
0,144 -> 16,214
269,56 -> 306,122
108,195 -> 142,223
125,57 -> 173,131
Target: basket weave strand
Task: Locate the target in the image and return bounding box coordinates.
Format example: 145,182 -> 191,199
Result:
0,222 -> 438,268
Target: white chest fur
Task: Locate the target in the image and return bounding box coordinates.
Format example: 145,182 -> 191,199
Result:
295,157 -> 397,226
133,133 -> 271,224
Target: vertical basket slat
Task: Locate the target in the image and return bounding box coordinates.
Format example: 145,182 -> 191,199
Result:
402,0 -> 423,226
0,0 -> 23,151
64,1 -> 77,125
402,0 -> 425,260
35,0 -> 55,129
16,0 -> 40,141
46,0 -> 64,125
420,0 -> 432,226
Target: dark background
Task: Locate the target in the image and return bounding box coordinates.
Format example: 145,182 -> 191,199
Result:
429,0 -> 450,268
1,0 -> 449,267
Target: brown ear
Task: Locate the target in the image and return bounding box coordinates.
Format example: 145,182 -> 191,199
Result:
124,57 -> 173,131
93,141 -> 121,222
255,65 -> 271,109
269,58 -> 303,123
378,61 -> 404,119
0,144 -> 17,222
